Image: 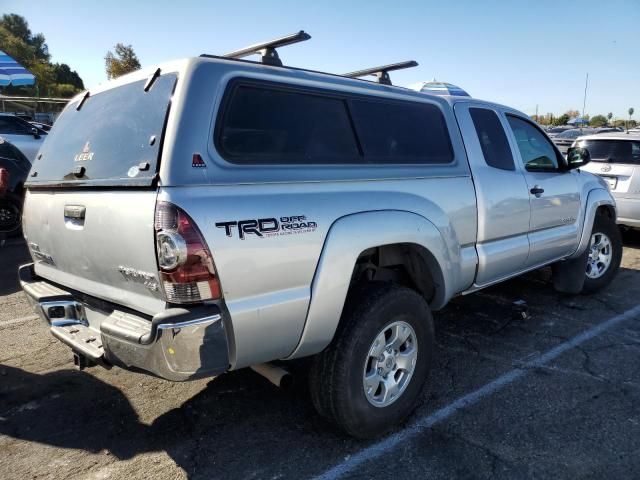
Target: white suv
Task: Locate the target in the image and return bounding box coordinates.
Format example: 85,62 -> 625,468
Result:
578,132 -> 640,229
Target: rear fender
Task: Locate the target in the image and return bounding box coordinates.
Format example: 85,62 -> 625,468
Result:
286,210 -> 454,359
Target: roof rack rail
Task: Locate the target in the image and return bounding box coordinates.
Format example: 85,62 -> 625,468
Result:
343,60 -> 418,85
220,30 -> 311,67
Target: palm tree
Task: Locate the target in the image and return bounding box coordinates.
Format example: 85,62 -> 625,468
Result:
628,107 -> 635,132
607,112 -> 613,126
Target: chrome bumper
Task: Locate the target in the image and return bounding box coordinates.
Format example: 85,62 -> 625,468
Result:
19,263 -> 230,381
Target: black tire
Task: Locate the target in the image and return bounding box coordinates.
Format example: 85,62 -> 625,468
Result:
0,193 -> 22,238
582,212 -> 622,293
308,282 -> 434,439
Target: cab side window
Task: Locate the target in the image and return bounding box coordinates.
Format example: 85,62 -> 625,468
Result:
506,115 -> 560,171
469,108 -> 515,170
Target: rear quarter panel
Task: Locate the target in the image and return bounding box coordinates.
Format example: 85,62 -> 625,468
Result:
160,179 -> 477,368
158,59 -> 479,368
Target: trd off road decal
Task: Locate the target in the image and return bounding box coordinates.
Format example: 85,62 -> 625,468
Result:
216,215 -> 317,240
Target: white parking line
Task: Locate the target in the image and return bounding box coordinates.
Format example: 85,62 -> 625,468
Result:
313,303 -> 640,480
0,315 -> 38,328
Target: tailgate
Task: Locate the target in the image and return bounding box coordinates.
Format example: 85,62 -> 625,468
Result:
23,189 -> 165,315
583,162 -> 637,195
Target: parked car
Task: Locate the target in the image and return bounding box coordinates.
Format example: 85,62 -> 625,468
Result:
595,127 -> 623,134
0,137 -> 30,236
545,126 -> 572,138
552,128 -> 596,154
18,36 -> 621,439
0,113 -> 47,161
578,133 -> 640,229
29,121 -> 52,132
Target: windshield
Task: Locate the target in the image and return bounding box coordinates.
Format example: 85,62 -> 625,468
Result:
577,139 -> 640,164
27,73 -> 177,187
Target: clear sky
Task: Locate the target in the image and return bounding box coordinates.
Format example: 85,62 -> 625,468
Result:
4,0 -> 639,119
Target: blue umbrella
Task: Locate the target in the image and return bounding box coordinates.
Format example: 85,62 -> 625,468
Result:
0,50 -> 36,87
409,80 -> 470,97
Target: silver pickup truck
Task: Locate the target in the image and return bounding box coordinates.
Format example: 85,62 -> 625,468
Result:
19,33 -> 621,438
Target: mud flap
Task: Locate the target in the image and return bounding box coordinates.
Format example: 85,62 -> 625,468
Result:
551,247 -> 588,294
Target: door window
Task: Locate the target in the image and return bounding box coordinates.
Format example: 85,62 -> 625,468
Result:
507,115 -> 561,171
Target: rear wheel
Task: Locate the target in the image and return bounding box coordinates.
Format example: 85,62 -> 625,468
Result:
582,212 -> 622,293
309,283 -> 434,438
0,193 -> 22,237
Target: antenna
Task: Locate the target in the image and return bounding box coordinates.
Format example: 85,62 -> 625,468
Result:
221,30 -> 311,67
343,61 -> 418,85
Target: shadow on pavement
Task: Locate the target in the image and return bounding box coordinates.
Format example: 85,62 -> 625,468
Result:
621,227 -> 640,249
0,364 -> 332,478
0,239 -> 30,296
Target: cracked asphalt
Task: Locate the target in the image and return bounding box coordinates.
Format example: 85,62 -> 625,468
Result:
1,230 -> 640,480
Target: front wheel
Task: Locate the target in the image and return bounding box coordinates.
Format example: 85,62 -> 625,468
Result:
582,212 -> 622,293
308,283 -> 434,439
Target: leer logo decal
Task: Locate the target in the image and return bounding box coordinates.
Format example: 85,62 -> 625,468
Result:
74,141 -> 94,162
216,215 -> 317,239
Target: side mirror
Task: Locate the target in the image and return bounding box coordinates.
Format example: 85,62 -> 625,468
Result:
31,127 -> 41,139
565,146 -> 590,170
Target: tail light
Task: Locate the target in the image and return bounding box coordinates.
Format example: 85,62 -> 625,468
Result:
154,201 -> 221,303
0,168 -> 8,196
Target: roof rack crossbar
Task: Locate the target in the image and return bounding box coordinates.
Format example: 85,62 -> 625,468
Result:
343,60 -> 419,85
220,30 -> 311,67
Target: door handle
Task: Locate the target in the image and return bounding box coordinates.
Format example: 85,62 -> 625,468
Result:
530,186 -> 544,197
64,205 -> 86,219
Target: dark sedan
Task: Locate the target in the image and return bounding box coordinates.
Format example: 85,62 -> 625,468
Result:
552,128 -> 596,154
0,137 -> 30,237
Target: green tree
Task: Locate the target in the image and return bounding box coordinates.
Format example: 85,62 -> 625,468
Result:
629,108 -> 635,132
589,115 -> 608,127
105,43 -> 141,79
52,63 -> 84,90
0,14 -> 49,61
607,112 -> 613,125
0,13 -> 84,98
555,114 -> 570,126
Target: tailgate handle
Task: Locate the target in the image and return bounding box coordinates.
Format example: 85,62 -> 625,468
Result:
64,205 -> 86,220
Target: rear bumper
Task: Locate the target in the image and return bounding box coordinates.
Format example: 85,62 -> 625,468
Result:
614,196 -> 640,228
19,263 -> 230,381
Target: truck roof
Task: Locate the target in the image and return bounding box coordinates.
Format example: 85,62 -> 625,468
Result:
70,55 -> 524,119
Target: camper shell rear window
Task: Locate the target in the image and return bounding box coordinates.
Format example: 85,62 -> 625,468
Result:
27,73 -> 177,187
215,79 -> 454,165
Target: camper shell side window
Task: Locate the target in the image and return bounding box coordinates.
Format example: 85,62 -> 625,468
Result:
214,78 -> 454,166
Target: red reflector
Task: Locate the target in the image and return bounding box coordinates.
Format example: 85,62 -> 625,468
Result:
0,168 -> 9,196
192,153 -> 206,168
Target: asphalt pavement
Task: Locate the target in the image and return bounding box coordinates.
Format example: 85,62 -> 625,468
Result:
1,231 -> 639,480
